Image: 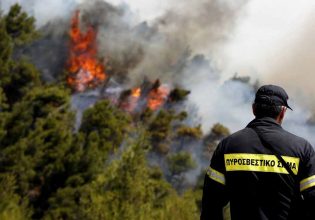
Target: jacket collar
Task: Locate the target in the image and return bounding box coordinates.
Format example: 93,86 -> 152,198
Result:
246,117 -> 282,129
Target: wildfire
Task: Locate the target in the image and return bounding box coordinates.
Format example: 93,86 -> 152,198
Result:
67,11 -> 106,92
147,84 -> 170,110
65,11 -> 170,112
131,87 -> 141,98
128,87 -> 141,111
119,87 -> 142,112
118,81 -> 170,112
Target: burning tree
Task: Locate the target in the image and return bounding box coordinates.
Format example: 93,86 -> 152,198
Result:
146,80 -> 170,110
65,12 -> 173,117
67,11 -> 106,92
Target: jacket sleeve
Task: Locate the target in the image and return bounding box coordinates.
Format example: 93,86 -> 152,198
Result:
200,142 -> 229,220
300,142 -> 315,218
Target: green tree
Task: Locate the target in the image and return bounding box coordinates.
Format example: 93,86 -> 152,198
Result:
155,190 -> 199,220
0,174 -> 32,220
0,18 -> 13,90
40,100 -> 131,219
168,88 -> 190,103
0,88 -> 7,110
148,110 -> 179,154
176,124 -> 203,140
4,4 -> 38,45
45,130 -> 199,220
2,59 -> 41,105
0,86 -> 74,218
0,4 -> 40,106
0,88 -> 8,142
80,100 -> 130,154
210,123 -> 230,138
77,100 -> 131,181
94,135 -> 198,220
203,123 -> 230,156
167,152 -> 197,176
97,135 -> 155,219
44,132 -> 152,220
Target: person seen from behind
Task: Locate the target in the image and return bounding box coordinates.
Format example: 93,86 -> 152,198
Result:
201,85 -> 315,220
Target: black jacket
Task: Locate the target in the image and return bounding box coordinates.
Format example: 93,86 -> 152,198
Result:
201,117 -> 315,220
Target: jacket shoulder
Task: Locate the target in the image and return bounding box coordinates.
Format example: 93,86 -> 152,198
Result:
282,129 -> 310,145
218,128 -> 254,149
281,129 -> 314,156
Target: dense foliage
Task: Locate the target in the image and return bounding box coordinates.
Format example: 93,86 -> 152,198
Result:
0,4 -> 231,219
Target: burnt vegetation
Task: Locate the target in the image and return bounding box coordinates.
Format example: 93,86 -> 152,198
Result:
0,4 -> 232,220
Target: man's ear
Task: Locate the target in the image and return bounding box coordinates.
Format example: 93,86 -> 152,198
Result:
278,106 -> 287,123
279,106 -> 287,119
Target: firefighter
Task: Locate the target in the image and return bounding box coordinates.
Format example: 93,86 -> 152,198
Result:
201,85 -> 315,220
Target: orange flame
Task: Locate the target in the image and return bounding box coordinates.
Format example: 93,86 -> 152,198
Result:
128,87 -> 141,111
131,87 -> 141,98
147,85 -> 169,110
127,87 -> 141,112
119,87 -> 142,112
67,11 -> 106,91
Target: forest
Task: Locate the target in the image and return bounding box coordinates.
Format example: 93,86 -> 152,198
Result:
0,4 -> 234,219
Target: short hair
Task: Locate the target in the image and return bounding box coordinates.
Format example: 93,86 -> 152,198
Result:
253,103 -> 283,119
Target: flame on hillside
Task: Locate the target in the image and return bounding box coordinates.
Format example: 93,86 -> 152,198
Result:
118,87 -> 142,112
118,81 -> 170,113
67,11 -> 106,91
66,12 -> 171,113
147,81 -> 170,110
131,87 -> 141,98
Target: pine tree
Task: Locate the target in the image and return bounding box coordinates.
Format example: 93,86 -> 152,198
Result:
80,100 -> 131,150
0,4 -> 40,106
0,86 -> 74,218
2,59 -> 41,105
167,152 -> 197,176
95,132 -> 199,220
41,101 -> 131,219
176,124 -> 203,140
4,4 -> 38,45
0,88 -> 8,142
0,174 -> 32,220
0,18 -> 13,90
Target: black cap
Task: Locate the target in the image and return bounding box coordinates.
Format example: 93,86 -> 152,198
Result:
254,85 -> 292,110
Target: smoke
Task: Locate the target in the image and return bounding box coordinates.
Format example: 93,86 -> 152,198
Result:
0,0 -> 78,27
1,0 -> 249,85
156,0 -> 248,52
265,17 -> 315,109
121,0 -> 248,83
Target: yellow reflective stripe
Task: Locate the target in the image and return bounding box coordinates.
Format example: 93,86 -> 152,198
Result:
206,167 -> 225,185
224,153 -> 299,175
300,175 -> 315,191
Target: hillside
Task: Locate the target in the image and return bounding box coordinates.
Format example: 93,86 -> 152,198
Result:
0,4 -> 238,219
